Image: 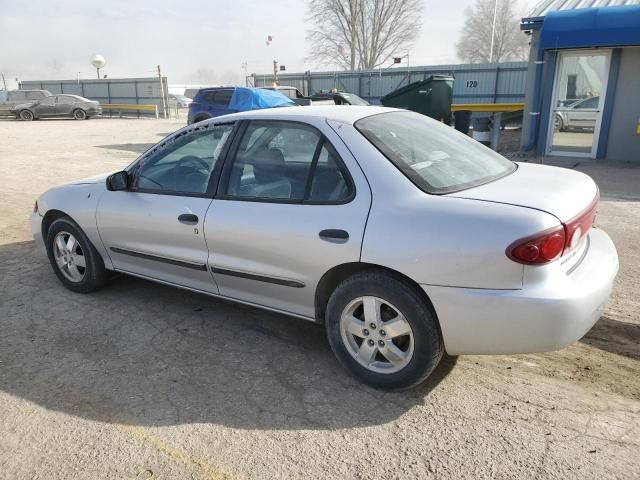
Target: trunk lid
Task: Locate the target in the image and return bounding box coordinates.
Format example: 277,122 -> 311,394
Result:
447,162 -> 598,222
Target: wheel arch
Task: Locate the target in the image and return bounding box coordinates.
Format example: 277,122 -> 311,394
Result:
41,209 -> 71,241
314,262 -> 439,326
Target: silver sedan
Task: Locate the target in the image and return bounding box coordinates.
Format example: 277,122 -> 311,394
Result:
30,106 -> 618,389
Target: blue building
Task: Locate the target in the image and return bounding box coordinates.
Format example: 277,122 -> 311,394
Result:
520,0 -> 640,161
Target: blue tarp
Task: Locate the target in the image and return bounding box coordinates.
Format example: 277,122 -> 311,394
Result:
229,87 -> 296,111
540,5 -> 640,50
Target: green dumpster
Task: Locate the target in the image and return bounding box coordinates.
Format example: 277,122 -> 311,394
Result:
380,75 -> 454,124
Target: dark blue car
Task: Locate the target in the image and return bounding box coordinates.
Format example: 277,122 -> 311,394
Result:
187,87 -> 296,124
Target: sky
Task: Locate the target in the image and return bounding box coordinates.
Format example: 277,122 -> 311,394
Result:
0,0 -> 537,89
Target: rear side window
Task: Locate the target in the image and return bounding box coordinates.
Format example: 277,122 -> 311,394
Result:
8,91 -> 26,101
355,111 -> 516,194
57,96 -> 77,104
203,90 -> 233,107
224,121 -> 353,203
26,91 -> 46,100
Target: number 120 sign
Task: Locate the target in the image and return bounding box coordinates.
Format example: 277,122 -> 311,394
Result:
466,80 -> 478,88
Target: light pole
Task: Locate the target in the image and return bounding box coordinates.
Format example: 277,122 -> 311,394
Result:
489,0 -> 498,63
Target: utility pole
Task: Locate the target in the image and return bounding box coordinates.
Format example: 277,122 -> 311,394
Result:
489,0 -> 498,63
1,72 -> 7,90
407,51 -> 411,85
157,64 -> 167,119
273,60 -> 279,87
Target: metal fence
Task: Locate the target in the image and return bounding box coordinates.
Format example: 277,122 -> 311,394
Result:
18,77 -> 169,117
248,61 -> 527,105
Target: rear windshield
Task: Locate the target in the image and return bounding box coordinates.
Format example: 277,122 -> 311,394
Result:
355,111 -> 516,194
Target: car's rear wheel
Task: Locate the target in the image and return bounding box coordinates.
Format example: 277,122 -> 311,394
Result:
46,217 -> 107,293
73,109 -> 87,120
325,270 -> 444,390
20,110 -> 34,121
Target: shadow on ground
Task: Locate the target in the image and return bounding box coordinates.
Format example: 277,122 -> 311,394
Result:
581,317 -> 640,360
0,240 -> 456,430
96,143 -> 155,154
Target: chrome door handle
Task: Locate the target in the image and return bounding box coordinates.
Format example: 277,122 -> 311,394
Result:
178,213 -> 198,225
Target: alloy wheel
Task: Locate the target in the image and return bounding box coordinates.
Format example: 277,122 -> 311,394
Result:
52,231 -> 87,282
340,296 -> 414,374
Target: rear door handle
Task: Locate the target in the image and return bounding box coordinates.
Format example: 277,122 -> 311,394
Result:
319,229 -> 349,243
178,213 -> 199,225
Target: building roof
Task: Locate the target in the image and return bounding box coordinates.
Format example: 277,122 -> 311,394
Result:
527,0 -> 640,19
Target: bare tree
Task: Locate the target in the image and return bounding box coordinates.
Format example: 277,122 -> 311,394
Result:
306,0 -> 423,71
456,0 -> 529,64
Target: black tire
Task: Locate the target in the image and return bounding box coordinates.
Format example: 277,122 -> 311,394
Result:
20,110 -> 34,121
325,270 -> 444,390
73,109 -> 87,120
46,217 -> 107,293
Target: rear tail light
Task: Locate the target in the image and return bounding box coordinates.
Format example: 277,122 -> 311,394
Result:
507,192 -> 599,265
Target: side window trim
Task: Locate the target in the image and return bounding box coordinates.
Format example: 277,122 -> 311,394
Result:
215,119 -> 356,205
127,121 -> 238,198
302,139 -> 325,200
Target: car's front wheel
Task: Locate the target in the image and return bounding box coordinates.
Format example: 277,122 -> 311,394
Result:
73,109 -> 87,120
46,217 -> 107,293
19,110 -> 34,121
326,270 -> 444,390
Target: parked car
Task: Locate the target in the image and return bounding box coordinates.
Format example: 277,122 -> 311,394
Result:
309,91 -> 370,106
12,94 -> 102,121
187,87 -> 296,124
554,96 -> 599,131
168,93 -> 192,108
0,89 -> 52,116
260,85 -> 305,100
30,106 -> 618,390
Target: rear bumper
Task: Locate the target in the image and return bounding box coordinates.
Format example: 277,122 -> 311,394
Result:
423,228 -> 618,355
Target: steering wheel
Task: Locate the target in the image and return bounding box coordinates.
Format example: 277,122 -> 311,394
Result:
175,155 -> 210,172
173,155 -> 211,192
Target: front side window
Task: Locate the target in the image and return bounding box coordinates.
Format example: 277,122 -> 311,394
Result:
135,123 -> 234,194
575,97 -> 598,109
39,97 -> 56,105
224,121 -> 353,202
355,111 -> 516,194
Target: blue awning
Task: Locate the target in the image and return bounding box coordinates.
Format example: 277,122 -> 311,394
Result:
540,5 -> 640,50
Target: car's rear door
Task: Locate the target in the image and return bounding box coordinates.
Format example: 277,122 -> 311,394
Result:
55,95 -> 77,116
204,119 -> 371,319
96,122 -> 236,293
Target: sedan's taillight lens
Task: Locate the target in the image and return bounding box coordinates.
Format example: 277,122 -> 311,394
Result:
507,226 -> 566,264
507,193 -> 599,266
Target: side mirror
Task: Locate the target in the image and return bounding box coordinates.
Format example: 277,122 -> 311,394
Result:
106,171 -> 129,191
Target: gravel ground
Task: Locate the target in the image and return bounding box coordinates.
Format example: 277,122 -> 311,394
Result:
0,118 -> 638,480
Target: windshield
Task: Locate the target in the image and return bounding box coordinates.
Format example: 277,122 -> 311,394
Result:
355,111 -> 516,194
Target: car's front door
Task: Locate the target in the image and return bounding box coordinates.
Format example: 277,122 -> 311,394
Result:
97,122 -> 235,293
568,96 -> 599,129
205,119 -> 371,319
35,96 -> 57,117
